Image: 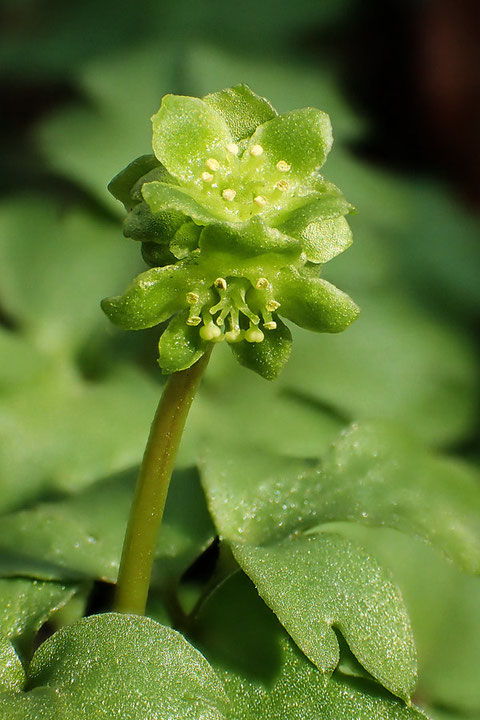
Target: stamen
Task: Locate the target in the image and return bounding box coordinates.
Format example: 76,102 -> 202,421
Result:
186,292 -> 199,304
201,171 -> 213,182
222,189 -> 236,201
254,195 -> 267,207
276,160 -> 291,172
255,277 -> 269,290
275,180 -> 289,192
205,158 -> 220,171
264,321 -> 277,330
250,144 -> 264,157
186,313 -> 201,326
226,143 -> 239,155
214,277 -> 227,291
266,300 -> 281,312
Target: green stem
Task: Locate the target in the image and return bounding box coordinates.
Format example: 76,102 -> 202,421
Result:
114,348 -> 212,615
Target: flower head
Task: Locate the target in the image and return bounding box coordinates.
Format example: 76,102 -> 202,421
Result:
103,85 -> 359,378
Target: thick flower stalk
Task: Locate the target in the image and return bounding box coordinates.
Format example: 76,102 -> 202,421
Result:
103,84 -> 359,378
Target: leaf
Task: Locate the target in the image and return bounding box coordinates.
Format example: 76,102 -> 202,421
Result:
282,294 -> 478,446
0,197 -> 141,357
0,363 -> 160,511
0,614 -> 228,720
200,421 -> 480,571
0,579 -> 78,659
233,532 -> 416,700
221,643 -> 427,720
0,638 -> 24,692
0,467 -> 214,588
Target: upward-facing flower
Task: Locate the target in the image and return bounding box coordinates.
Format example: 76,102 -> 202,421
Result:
102,84 -> 359,378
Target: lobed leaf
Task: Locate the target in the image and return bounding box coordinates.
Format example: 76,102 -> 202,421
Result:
233,532 -> 416,700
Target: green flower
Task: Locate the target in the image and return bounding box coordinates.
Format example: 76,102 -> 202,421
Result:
103,85 -> 359,378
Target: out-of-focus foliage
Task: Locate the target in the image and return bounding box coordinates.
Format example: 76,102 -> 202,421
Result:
0,3 -> 479,719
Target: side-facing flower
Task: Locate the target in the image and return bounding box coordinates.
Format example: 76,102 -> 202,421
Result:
102,84 -> 359,378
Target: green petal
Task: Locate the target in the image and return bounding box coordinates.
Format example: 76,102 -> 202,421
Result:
275,189 -> 352,232
141,241 -> 177,267
203,84 -> 278,142
242,108 -> 333,186
158,311 -> 207,374
273,267 -> 360,333
142,181 -> 223,225
231,318 -> 292,380
170,221 -> 202,259
294,215 -> 353,264
130,162 -> 177,202
200,216 -> 302,261
107,154 -> 160,209
152,94 -> 234,188
101,262 -> 197,330
122,201 -> 185,242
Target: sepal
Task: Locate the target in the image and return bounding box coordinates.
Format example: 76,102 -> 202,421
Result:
158,311 -> 207,374
231,317 -> 292,379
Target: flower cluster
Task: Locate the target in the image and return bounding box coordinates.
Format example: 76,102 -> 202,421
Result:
102,85 -> 359,378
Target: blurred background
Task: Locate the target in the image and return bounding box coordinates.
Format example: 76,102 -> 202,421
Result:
0,1 -> 479,718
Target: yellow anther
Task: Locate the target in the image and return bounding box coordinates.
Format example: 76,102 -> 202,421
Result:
250,144 -> 264,157
255,277 -> 269,290
222,188 -> 236,201
201,171 -> 213,182
276,180 -> 289,192
226,143 -> 239,155
214,277 -> 227,291
205,158 -> 220,171
266,300 -> 281,312
264,321 -> 277,330
186,315 -> 201,326
276,160 -> 291,172
186,292 -> 199,304
254,195 -> 267,207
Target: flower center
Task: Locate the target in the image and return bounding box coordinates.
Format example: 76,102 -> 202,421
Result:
185,276 -> 280,344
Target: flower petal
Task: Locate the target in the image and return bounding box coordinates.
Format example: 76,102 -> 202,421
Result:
199,216 -> 302,261
108,154 -> 160,210
241,108 -> 333,187
151,95 -> 235,189
101,261 -> 198,330
158,311 -> 207,374
297,215 -> 353,263
203,84 -> 278,142
123,201 -> 185,242
231,318 -> 292,380
142,182 -> 221,225
273,266 -> 360,333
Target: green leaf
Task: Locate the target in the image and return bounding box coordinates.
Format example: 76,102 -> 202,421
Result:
230,317 -> 292,380
107,154 -> 160,209
273,266 -> 360,333
221,640 -> 426,720
158,311 -> 207,374
101,261 -> 197,330
233,532 -> 416,701
0,579 -> 78,660
203,84 -> 278,142
201,421 -> 480,571
283,294 -> 477,446
242,108 -> 333,186
0,638 -> 24,692
0,197 -> 141,357
152,94 -> 234,189
2,614 -> 228,720
0,467 -> 214,588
